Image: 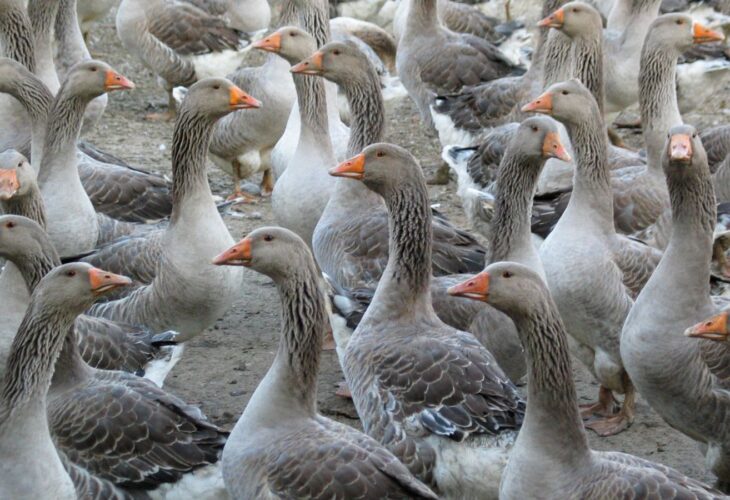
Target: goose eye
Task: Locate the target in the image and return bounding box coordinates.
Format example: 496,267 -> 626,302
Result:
572,7 -> 579,12
692,132 -> 697,138
531,126 -> 538,132
289,32 -> 296,37
333,49 -> 340,55
561,90 -> 568,95
502,271 -> 513,278
263,234 -> 274,242
376,151 -> 385,158
17,162 -> 22,167
5,221 -> 14,228
213,84 -> 220,90
90,67 -> 97,72
676,19 -> 683,25
66,270 -> 76,277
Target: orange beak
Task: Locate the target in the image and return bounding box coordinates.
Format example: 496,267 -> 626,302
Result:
669,133 -> 692,162
329,153 -> 366,180
252,32 -> 282,52
229,86 -> 261,110
537,8 -> 564,28
542,131 -> 571,162
693,22 -> 725,44
685,312 -> 729,341
291,51 -> 325,75
88,267 -> 132,295
104,70 -> 135,91
522,91 -> 553,114
212,238 -> 253,266
0,168 -> 19,200
447,271 -> 490,302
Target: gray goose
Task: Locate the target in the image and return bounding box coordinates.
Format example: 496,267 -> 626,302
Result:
330,143 -> 525,498
449,262 -> 723,499
432,116 -> 571,383
396,0 -> 523,132
116,0 -> 252,121
290,40 -> 486,325
0,262 -> 129,500
622,125 -> 730,491
212,227 -> 437,499
0,167 -> 176,381
87,79 -> 252,342
525,79 -> 661,436
0,57 -> 174,224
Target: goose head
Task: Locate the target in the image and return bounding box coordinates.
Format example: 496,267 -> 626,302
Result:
212,226 -> 311,282
646,14 -> 724,57
685,311 -> 730,342
521,78 -> 598,127
252,26 -> 317,66
290,41 -> 369,83
447,261 -> 550,319
179,78 -> 261,119
0,150 -> 36,201
538,2 -> 602,39
662,124 -> 708,178
36,262 -> 132,312
513,116 -> 571,162
0,215 -> 48,261
328,142 -> 419,196
0,57 -> 36,94
63,60 -> 134,99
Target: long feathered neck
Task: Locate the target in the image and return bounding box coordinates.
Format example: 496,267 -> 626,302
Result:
343,65 -> 385,156
564,105 -> 614,226
665,160 -> 716,285
1,302 -> 78,417
490,153 -> 544,263
513,296 -> 590,462
639,39 -> 682,169
170,106 -> 217,219
27,0 -> 60,91
38,83 -> 89,184
376,173 -> 433,312
2,184 -> 47,229
542,30 -> 574,88
0,4 -> 35,72
405,0 -> 439,35
8,72 -> 53,166
54,0 -> 89,79
532,0 -> 570,71
51,328 -> 92,390
272,260 -> 328,414
572,33 -> 604,115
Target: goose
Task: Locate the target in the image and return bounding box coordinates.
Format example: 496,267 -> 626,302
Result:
184,0 -> 272,32
76,0 -> 117,41
116,0 -> 252,120
448,262 -> 723,499
87,78 -> 251,342
35,60 -> 142,257
393,0 -> 502,44
524,79 -> 661,436
0,262 -> 129,500
0,57 -> 175,225
396,0 -> 523,133
208,16 -> 297,202
0,157 -> 178,381
268,0 -> 350,180
622,125 -> 730,491
329,142 -> 525,498
291,39 -> 486,317
329,16 -> 397,73
212,227 -> 438,499
253,24 -> 338,245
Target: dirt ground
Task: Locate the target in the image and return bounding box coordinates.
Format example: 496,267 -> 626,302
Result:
82,6 -> 725,486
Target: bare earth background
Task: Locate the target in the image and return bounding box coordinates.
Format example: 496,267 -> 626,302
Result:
83,6 -> 730,486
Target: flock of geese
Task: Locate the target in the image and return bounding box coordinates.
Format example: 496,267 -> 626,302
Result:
2,0 -> 730,498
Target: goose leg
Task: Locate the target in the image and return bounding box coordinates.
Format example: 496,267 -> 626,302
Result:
228,161 -> 258,204
579,385 -> 618,419
260,169 -> 274,197
585,378 -> 636,437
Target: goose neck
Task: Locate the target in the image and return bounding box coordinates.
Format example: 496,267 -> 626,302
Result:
404,0 -> 439,36
1,304 -> 76,417
573,35 -> 605,114
269,262 -> 328,415
170,107 -> 217,221
2,184 -> 47,229
9,74 -> 53,166
54,0 -> 91,80
343,70 -> 385,156
541,30 -> 573,88
51,330 -> 93,392
38,88 -> 88,185
490,154 -> 542,263
0,5 -> 36,72
299,0 -> 331,47
295,75 -> 329,139
514,301 -> 590,463
564,110 -> 614,226
374,178 -> 433,313
27,0 -> 61,92
639,43 -> 682,170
